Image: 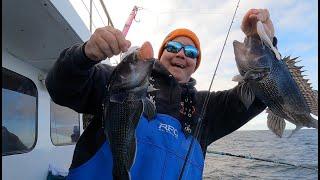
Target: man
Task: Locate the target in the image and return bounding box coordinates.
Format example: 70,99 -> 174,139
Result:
46,9 -> 274,179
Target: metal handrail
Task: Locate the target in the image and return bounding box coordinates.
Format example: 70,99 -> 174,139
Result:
79,0 -> 114,33
99,0 -> 114,27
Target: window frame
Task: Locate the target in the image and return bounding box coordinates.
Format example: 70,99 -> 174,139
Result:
2,67 -> 38,156
49,100 -> 80,146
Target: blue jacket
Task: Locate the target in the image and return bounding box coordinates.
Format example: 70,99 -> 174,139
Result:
46,43 -> 266,179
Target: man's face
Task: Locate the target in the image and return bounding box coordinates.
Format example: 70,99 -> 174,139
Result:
159,36 -> 197,83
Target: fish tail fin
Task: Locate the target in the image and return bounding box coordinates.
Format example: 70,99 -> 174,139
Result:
287,126 -> 302,138
113,168 -> 130,180
310,116 -> 318,129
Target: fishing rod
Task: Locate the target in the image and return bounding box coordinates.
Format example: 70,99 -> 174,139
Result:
178,0 -> 241,179
207,150 -> 318,171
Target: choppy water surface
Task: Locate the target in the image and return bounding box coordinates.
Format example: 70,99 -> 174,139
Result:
203,129 -> 318,180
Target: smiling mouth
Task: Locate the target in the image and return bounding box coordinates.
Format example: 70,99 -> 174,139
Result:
172,63 -> 185,69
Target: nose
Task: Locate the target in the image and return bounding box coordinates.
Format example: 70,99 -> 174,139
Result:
175,48 -> 186,59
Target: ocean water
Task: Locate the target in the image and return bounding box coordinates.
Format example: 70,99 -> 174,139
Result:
203,129 -> 318,180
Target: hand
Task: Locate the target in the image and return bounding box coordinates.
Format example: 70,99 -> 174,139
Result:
84,26 -> 131,61
241,9 -> 275,40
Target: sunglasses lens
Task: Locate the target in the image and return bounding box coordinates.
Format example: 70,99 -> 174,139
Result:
165,41 -> 181,53
165,41 -> 199,59
184,46 -> 199,59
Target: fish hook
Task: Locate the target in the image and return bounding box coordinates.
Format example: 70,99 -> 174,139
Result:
134,6 -> 144,23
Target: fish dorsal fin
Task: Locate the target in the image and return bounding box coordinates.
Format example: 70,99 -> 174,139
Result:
283,56 -> 318,116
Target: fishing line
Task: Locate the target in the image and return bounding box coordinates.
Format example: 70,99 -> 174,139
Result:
178,0 -> 241,179
158,9 -> 226,15
207,150 -> 318,171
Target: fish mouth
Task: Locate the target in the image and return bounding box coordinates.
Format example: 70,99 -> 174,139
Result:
233,40 -> 243,47
233,40 -> 249,75
233,40 -> 245,55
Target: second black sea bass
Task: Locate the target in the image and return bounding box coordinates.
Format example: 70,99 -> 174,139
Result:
103,42 -> 156,180
232,21 -> 318,138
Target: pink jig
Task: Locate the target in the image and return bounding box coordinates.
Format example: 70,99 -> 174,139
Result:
122,6 -> 139,37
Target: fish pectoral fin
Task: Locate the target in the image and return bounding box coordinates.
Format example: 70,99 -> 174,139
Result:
143,98 -> 156,120
287,126 -> 302,138
232,74 -> 245,82
129,101 -> 144,128
244,67 -> 270,82
267,111 -> 286,138
239,83 -> 255,109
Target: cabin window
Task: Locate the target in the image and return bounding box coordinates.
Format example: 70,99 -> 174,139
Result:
50,101 -> 80,146
2,68 -> 38,156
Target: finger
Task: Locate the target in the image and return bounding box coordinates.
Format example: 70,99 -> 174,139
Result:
255,9 -> 269,22
95,36 -> 113,58
250,8 -> 268,22
242,9 -> 258,27
261,9 -> 274,38
96,27 -> 121,55
104,27 -> 122,55
125,40 -> 131,51
249,14 -> 259,22
90,41 -> 106,60
241,9 -> 260,34
110,28 -> 131,52
263,9 -> 270,22
84,38 -> 103,61
264,22 -> 274,38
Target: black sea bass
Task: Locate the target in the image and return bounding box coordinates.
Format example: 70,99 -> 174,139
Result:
103,42 -> 156,180
232,21 -> 318,138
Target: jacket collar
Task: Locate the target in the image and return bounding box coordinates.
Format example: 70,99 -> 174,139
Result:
180,77 -> 196,89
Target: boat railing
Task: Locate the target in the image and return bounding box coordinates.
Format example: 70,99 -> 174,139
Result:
70,0 -> 114,33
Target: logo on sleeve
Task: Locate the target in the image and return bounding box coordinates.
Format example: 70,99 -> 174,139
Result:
158,123 -> 178,139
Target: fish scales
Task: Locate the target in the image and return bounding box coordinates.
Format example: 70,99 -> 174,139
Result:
106,99 -> 143,176
255,57 -> 314,127
253,67 -> 286,118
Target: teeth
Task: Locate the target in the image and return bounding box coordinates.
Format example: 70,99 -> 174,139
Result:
174,63 -> 184,68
